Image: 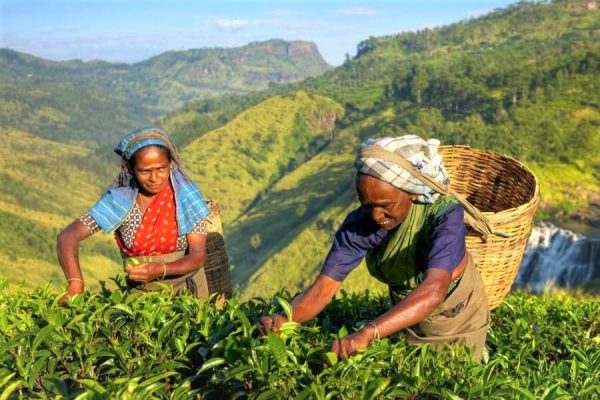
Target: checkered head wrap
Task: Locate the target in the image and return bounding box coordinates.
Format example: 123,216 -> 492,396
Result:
355,135 -> 450,203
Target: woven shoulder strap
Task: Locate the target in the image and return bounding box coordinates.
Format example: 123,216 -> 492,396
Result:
359,145 -> 509,239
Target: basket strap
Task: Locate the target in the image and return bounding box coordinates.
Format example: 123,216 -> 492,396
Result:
359,145 -> 508,239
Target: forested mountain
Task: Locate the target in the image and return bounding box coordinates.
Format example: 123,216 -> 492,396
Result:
0,40 -> 331,145
160,0 -> 600,297
1,0 -> 598,295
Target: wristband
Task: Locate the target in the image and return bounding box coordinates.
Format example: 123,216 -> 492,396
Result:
67,278 -> 84,284
366,321 -> 380,341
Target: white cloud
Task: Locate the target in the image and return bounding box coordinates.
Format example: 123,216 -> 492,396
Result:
215,18 -> 249,31
331,7 -> 376,16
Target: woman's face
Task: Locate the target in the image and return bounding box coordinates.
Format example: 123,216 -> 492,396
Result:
131,146 -> 171,195
355,174 -> 415,231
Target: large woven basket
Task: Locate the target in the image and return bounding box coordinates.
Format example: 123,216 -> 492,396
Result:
439,146 -> 539,310
204,200 -> 232,298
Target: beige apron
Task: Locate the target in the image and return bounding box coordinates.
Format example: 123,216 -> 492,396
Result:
392,254 -> 490,362
123,251 -> 209,298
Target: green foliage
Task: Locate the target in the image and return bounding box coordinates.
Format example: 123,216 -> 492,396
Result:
0,283 -> 597,398
1,0 -> 600,299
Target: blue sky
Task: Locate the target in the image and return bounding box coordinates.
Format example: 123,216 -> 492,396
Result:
1,0 -> 517,66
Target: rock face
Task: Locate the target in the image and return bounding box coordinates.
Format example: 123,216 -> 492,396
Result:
141,39 -> 331,84
515,222 -> 600,292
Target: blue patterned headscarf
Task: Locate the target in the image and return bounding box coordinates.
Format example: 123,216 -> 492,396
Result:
88,126 -> 210,235
114,126 -> 174,161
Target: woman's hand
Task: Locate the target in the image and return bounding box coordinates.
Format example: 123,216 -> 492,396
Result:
258,313 -> 288,336
125,263 -> 164,284
59,280 -> 84,305
331,327 -> 373,358
327,268 -> 455,357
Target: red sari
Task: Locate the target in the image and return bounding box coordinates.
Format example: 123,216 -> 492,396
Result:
116,181 -> 179,256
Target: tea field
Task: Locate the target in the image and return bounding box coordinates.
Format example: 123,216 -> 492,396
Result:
0,279 -> 598,399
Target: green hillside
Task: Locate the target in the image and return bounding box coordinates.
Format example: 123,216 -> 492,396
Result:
0,40 -> 331,145
0,128 -> 120,289
181,91 -> 343,223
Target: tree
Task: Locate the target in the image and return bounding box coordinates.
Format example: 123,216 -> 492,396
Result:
409,66 -> 430,106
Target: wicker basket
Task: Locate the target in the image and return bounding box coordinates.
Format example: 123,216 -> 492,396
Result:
204,200 -> 232,298
439,146 -> 540,310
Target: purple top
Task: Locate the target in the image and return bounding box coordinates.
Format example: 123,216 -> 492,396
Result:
321,205 -> 466,282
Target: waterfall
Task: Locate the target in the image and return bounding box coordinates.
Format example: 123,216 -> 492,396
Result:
515,222 -> 600,292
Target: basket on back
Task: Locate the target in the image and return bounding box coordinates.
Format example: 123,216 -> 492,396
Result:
204,200 -> 232,298
439,146 -> 539,309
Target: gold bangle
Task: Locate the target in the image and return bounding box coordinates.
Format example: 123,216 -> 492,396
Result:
161,263 -> 167,280
67,278 -> 84,284
366,321 -> 380,341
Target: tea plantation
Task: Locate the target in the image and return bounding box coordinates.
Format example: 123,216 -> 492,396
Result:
0,279 -> 598,399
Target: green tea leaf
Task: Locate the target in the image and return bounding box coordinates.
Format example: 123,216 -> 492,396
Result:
110,304 -> 134,316
279,321 -> 300,339
77,378 -> 108,394
365,377 -> 390,400
124,258 -> 140,268
255,389 -> 280,400
41,377 -> 68,397
198,358 -> 226,374
510,386 -> 537,400
275,296 -> 293,321
234,308 -> 252,332
324,351 -> 338,367
32,325 -> 55,351
267,331 -> 287,366
0,373 -> 16,390
0,381 -> 23,400
140,371 -> 178,387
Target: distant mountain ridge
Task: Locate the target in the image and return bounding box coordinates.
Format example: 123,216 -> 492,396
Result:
138,40 -> 329,83
0,39 -> 331,144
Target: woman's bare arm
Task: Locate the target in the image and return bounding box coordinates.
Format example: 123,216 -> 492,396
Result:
56,219 -> 93,301
331,253 -> 471,358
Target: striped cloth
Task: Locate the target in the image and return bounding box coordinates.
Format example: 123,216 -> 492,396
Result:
355,135 -> 450,204
88,126 -> 210,235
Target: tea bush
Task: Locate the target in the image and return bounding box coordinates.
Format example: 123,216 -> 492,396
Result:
0,279 -> 598,399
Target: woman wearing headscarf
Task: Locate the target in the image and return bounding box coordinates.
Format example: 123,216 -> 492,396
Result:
57,126 -> 212,302
260,135 -> 490,361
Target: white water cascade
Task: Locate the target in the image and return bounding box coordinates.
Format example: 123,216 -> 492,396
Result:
515,222 -> 600,292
